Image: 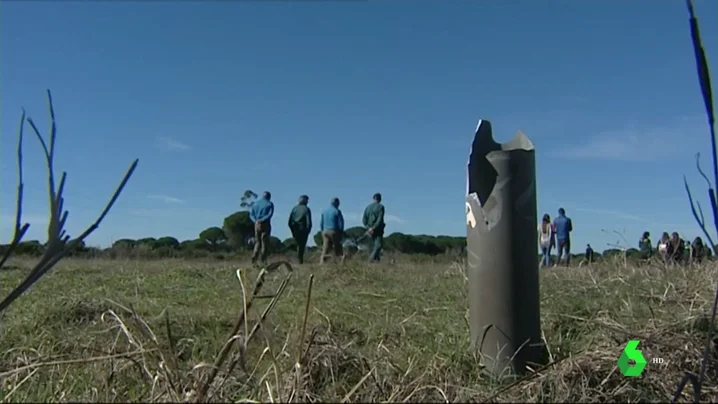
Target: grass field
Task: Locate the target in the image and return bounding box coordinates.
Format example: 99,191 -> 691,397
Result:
1,254 -> 717,402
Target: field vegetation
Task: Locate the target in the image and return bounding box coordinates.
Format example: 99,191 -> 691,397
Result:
1,254 -> 717,402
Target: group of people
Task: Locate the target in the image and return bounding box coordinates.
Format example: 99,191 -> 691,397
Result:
638,231 -> 708,264
249,191 -> 387,266
251,194 -> 711,267
535,205 -> 709,267
538,208 -> 574,267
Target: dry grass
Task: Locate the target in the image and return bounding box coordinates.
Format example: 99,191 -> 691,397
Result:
1,254 -> 717,402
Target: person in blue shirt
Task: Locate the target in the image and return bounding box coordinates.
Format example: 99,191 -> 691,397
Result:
320,197 -> 345,264
249,191 -> 275,266
585,244 -> 594,264
552,207 -> 573,267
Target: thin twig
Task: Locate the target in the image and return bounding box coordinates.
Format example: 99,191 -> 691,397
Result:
0,110 -> 30,270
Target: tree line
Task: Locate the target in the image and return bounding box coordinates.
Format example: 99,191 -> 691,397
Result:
4,210 -> 711,263
0,187 -> 467,259
7,224 -> 710,263
2,190 -> 712,261
1,212 -> 466,259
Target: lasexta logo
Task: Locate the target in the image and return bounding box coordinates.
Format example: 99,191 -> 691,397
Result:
617,339 -> 647,377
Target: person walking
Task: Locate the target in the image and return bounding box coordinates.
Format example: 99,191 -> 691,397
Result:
691,237 -> 706,264
362,193 -> 386,263
538,214 -> 554,267
250,191 -> 275,266
552,207 -> 573,267
319,197 -> 345,264
585,244 -> 595,264
288,194 -> 312,264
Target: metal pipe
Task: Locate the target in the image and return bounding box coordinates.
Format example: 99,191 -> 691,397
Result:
465,119 -> 544,376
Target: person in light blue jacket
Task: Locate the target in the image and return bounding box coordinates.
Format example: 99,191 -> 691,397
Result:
250,191 -> 275,265
320,197 -> 345,264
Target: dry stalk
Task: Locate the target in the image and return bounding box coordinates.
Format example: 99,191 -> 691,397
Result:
116,303 -> 183,401
286,274 -> 315,402
193,260 -> 294,403
1,368 -> 38,403
226,275 -> 292,378
0,350 -> 152,379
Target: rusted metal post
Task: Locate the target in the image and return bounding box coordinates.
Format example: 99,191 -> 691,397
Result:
465,119 -> 544,377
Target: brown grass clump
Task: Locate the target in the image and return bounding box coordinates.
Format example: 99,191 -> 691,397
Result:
1,255 -> 717,402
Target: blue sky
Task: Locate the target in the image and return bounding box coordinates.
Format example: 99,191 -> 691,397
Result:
1,0 -> 717,251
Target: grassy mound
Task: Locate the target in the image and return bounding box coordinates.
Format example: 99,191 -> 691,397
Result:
1,256 -> 716,402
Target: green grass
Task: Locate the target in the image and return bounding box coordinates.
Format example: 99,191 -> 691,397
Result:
1,254 -> 717,402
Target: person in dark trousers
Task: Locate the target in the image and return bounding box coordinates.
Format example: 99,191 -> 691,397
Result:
667,232 -> 685,264
363,193 -> 386,263
288,195 -> 312,264
552,208 -> 573,267
585,244 -> 594,264
691,237 -> 706,264
250,191 -> 275,266
320,197 -> 345,264
638,231 -> 653,260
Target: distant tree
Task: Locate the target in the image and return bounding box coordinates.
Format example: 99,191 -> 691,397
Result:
112,238 -> 137,249
283,237 -> 298,251
66,240 -> 88,257
344,226 -> 368,245
223,211 -> 254,250
268,236 -> 283,252
240,190 -> 258,210
179,239 -> 209,250
155,236 -> 180,249
15,240 -> 43,257
136,237 -> 157,248
625,248 -> 643,260
199,227 -> 227,248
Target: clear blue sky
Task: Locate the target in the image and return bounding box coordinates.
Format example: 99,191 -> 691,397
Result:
1,0 -> 717,251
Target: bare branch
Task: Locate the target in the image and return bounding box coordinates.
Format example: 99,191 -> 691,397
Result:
674,1 -> 718,402
684,177 -> 716,253
74,159 -> 139,241
26,116 -> 60,243
47,89 -> 57,164
695,153 -> 712,189
0,110 -> 31,269
15,109 -> 26,234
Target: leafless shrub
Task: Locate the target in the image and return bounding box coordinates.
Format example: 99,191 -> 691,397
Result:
0,90 -> 138,313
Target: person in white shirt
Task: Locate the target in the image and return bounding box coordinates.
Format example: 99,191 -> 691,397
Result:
657,232 -> 670,261
538,214 -> 555,267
